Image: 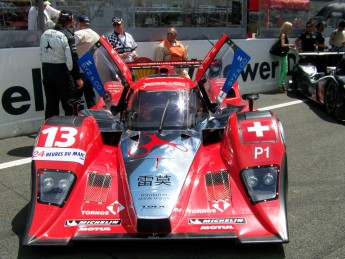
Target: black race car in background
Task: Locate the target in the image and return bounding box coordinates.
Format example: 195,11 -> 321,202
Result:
289,52 -> 345,120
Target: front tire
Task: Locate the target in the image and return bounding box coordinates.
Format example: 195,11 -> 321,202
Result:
325,80 -> 338,115
290,66 -> 298,93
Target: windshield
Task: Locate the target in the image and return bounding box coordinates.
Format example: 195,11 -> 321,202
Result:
123,89 -> 207,131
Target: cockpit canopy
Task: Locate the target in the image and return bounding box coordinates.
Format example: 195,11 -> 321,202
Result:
122,88 -> 208,131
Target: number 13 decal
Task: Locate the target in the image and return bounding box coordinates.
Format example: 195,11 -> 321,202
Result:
42,127 -> 78,147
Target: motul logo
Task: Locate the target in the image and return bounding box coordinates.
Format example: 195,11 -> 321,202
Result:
200,225 -> 234,230
78,227 -> 111,232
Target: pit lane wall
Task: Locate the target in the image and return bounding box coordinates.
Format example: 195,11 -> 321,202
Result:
0,38 -> 298,139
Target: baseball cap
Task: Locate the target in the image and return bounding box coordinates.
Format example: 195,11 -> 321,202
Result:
77,15 -> 90,24
43,1 -> 51,5
112,17 -> 123,25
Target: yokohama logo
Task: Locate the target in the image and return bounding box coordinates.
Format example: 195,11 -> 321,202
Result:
200,225 -> 234,230
78,227 -> 111,232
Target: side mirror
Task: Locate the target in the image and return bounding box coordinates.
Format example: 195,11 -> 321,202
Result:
68,99 -> 84,115
242,94 -> 259,111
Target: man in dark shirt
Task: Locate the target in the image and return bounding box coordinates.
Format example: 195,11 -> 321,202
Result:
315,22 -> 327,51
295,21 -> 318,52
295,21 -> 318,64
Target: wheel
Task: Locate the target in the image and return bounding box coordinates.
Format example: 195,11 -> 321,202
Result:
290,66 -> 299,93
325,80 -> 338,115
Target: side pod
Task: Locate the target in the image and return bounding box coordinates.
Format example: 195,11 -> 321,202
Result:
220,111 -> 288,243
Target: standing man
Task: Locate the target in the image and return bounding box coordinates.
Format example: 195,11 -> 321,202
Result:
74,15 -> 100,108
40,10 -> 83,120
315,22 -> 327,51
43,1 -> 60,29
295,21 -> 318,52
295,21 -> 318,64
28,1 -> 60,30
155,27 -> 189,78
106,17 -> 138,63
329,21 -> 345,51
27,1 -> 40,30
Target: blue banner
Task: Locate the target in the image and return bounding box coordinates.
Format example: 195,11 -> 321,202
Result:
216,48 -> 251,105
77,52 -> 106,97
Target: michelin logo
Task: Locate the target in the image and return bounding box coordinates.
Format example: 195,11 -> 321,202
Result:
65,219 -> 121,226
188,218 -> 246,224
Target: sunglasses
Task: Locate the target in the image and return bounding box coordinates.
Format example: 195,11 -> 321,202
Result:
114,23 -> 121,26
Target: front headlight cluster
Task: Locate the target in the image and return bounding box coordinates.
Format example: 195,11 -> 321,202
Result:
38,170 -> 75,207
241,166 -> 279,203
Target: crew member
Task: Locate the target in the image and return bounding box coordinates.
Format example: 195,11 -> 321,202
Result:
74,15 -> 100,108
295,21 -> 318,52
106,17 -> 138,63
315,22 -> 327,51
28,1 -> 60,30
40,10 -> 83,120
155,27 -> 189,78
329,21 -> 345,52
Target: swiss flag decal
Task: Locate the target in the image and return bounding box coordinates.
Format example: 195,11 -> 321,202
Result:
240,119 -> 277,143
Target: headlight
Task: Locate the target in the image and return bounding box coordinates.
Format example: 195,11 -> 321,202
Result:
38,170 -> 75,207
262,172 -> 275,186
247,175 -> 259,188
42,177 -> 54,192
241,166 -> 279,203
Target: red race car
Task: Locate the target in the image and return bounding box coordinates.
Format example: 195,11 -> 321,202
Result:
23,34 -> 288,246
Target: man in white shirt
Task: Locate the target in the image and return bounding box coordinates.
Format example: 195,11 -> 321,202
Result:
28,1 -> 60,30
106,17 -> 138,63
74,15 -> 100,108
27,3 -> 39,30
40,10 -> 83,119
329,21 -> 345,51
106,17 -> 138,80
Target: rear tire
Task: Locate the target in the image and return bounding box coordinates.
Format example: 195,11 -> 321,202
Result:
325,80 -> 338,115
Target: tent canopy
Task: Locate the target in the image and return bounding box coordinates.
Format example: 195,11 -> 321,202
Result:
249,0 -> 310,11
